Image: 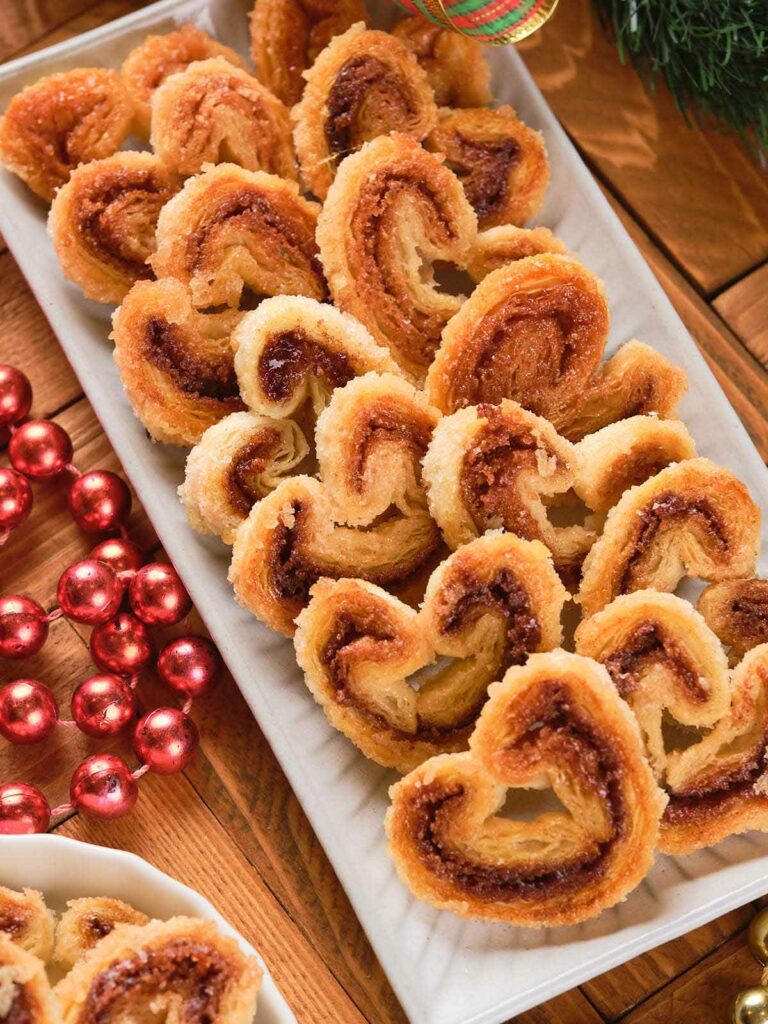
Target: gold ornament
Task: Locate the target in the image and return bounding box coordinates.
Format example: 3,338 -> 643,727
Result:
732,987 -> 768,1024
750,909 -> 768,967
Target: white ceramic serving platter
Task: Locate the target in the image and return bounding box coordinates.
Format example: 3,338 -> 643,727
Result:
0,834 -> 296,1024
1,4 -> 768,1023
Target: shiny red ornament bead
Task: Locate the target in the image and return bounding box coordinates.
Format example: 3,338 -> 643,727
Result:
157,636 -> 221,699
90,537 -> 144,574
57,560 -> 123,625
0,595 -> 48,659
0,782 -> 50,834
90,612 -> 152,675
71,674 -> 136,738
0,365 -> 32,428
129,563 -> 192,626
70,753 -> 138,818
0,679 -> 58,744
0,467 -> 33,532
68,470 -> 132,533
134,707 -> 199,775
8,420 -> 73,479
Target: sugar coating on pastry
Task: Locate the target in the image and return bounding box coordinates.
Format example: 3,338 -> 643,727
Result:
292,23 -> 436,200
466,225 -> 568,283
0,934 -> 59,1024
54,916 -> 261,1024
391,16 -> 491,108
121,23 -> 250,139
112,278 -> 244,446
249,0 -> 367,106
317,133 -> 477,381
179,411 -> 309,543
698,577 -> 768,666
152,163 -> 325,310
0,69 -> 133,202
386,650 -> 666,926
425,106 -> 549,230
53,898 -> 150,970
48,152 -> 179,304
150,58 -> 296,179
295,532 -> 567,771
0,887 -> 54,962
578,458 -> 761,617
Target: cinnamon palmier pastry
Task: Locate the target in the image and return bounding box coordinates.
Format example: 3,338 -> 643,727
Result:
53,898 -> 150,970
698,578 -> 768,666
391,16 -> 491,108
386,650 -> 666,926
292,23 -> 437,200
578,458 -> 761,617
466,225 -> 567,283
179,412 -> 309,542
48,153 -> 179,304
150,58 -> 296,179
112,279 -> 244,446
249,0 -> 367,106
54,917 -> 261,1024
422,400 -> 595,580
575,591 -> 730,779
0,935 -> 59,1024
317,134 -> 477,380
0,887 -> 53,961
152,164 -> 325,310
0,69 -> 133,202
295,532 -> 566,771
121,23 -> 249,138
425,106 -> 549,230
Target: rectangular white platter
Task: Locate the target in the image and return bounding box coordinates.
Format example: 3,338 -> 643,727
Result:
2,3 -> 768,1023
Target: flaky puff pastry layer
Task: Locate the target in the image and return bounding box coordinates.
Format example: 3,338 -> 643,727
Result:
112,278 -> 244,446
48,152 -> 180,304
0,69 -> 133,202
425,106 -> 549,230
54,917 -> 261,1024
386,650 -> 666,926
391,16 -> 491,108
578,458 -> 761,617
292,23 -> 437,199
295,532 -> 566,771
249,0 -> 367,106
121,23 -> 249,139
0,887 -> 54,962
466,225 -> 567,283
698,578 -> 768,666
0,935 -> 59,1024
317,133 -> 476,381
53,898 -> 149,970
150,58 -> 296,179
152,163 -> 325,310
179,412 -> 309,543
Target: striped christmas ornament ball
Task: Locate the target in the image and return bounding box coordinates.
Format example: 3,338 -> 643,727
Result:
395,0 -> 559,43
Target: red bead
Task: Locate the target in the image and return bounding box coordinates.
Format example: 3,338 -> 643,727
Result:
68,471 -> 132,532
0,782 -> 50,834
157,636 -> 221,699
129,563 -> 192,626
0,595 -> 48,659
0,365 -> 32,428
0,679 -> 58,744
57,560 -> 123,625
0,467 -> 33,531
71,674 -> 136,738
9,420 -> 73,479
90,613 -> 152,675
134,707 -> 199,775
90,538 -> 145,575
70,754 -> 138,818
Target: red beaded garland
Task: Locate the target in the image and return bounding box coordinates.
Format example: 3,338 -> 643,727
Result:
0,467 -> 33,532
0,782 -> 50,834
0,365 -> 32,428
71,674 -> 137,738
0,595 -> 48,659
9,420 -> 73,479
157,636 -> 221,699
68,470 -> 132,532
134,707 -> 199,775
57,560 -> 124,625
90,612 -> 152,675
0,679 -> 58,744
70,753 -> 138,818
129,563 -> 192,626
90,537 -> 145,574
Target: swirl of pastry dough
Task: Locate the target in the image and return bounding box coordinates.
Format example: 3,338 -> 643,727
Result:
48,153 -> 179,304
422,400 -> 595,580
578,458 -> 761,617
0,69 -> 133,202
698,578 -> 768,666
0,935 -> 59,1024
249,0 -> 367,106
112,279 -> 244,446
0,887 -> 54,961
317,134 -> 477,380
54,917 -> 261,1024
466,225 -> 568,283
295,532 -> 566,771
391,16 -> 491,108
121,23 -> 250,139
179,412 -> 309,542
386,650 -> 666,926
152,163 -> 325,310
53,898 -> 150,970
425,106 -> 549,230
150,58 -> 296,179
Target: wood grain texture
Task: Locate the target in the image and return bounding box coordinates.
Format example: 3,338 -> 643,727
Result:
715,264 -> 768,370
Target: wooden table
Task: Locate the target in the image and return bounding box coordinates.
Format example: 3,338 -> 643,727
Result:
1,1 -> 767,1021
